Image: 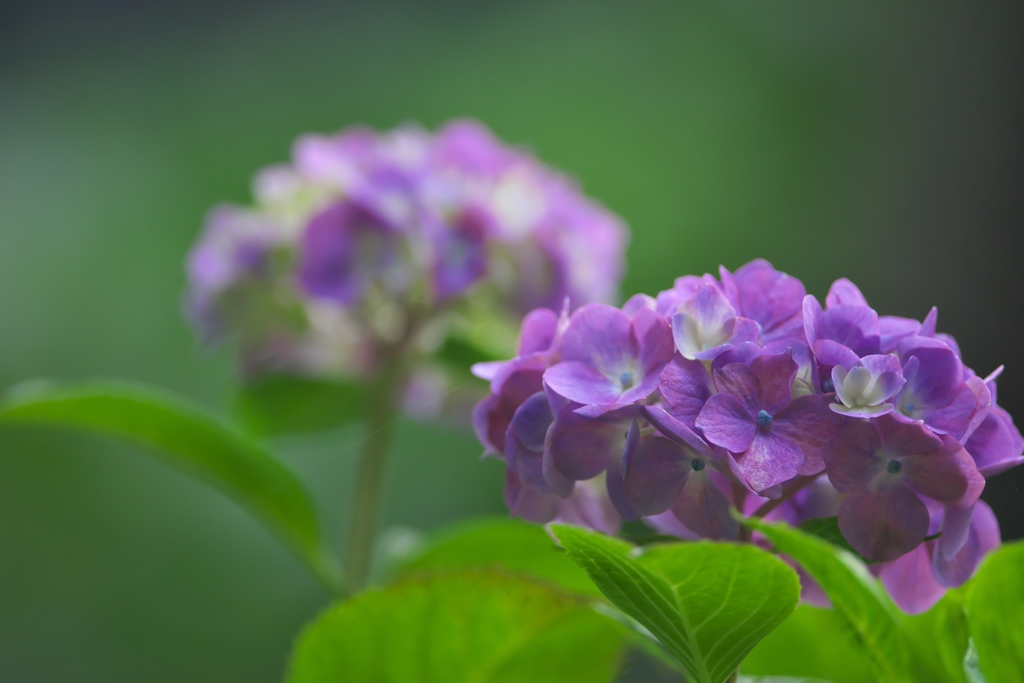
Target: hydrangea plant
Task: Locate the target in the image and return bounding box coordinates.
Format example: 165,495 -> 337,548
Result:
2,123 -> 1021,683
476,259 -> 1022,615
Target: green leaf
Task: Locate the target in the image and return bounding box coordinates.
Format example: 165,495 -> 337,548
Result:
797,516 -> 871,564
906,590 -> 970,683
742,604 -> 873,682
233,374 -> 365,436
0,380 -> 339,590
965,541 -> 1024,683
398,517 -> 601,598
549,524 -> 800,683
287,570 -> 625,683
744,518 -> 940,683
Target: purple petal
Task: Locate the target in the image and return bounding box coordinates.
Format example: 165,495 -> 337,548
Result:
824,418 -> 885,493
719,259 -> 806,342
897,336 -> 962,407
825,278 -> 870,308
750,350 -> 798,415
876,413 -> 945,457
696,393 -> 757,453
879,544 -> 946,614
711,363 -> 762,414
643,510 -> 700,540
920,306 -> 938,337
545,406 -> 628,481
471,361 -> 506,381
879,316 -> 922,353
558,303 -> 633,371
917,381 -> 981,440
838,484 -> 930,562
901,435 -> 985,507
814,304 -> 880,357
659,355 -> 714,428
932,501 -> 1000,587
543,361 -> 622,406
937,504 -> 974,561
506,391 -> 554,453
517,307 -> 559,355
671,469 -> 740,540
606,461 -> 640,521
802,295 -> 824,346
631,307 -> 675,379
811,339 -> 862,369
505,470 -> 558,524
642,405 -> 712,455
736,430 -> 804,493
554,480 -> 622,534
622,293 -> 657,317
965,403 -> 1024,476
622,435 -> 690,516
774,394 -> 842,475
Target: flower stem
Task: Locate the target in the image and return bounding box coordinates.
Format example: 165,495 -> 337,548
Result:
345,364 -> 402,594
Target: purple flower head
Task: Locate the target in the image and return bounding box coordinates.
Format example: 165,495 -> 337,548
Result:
719,259 -> 806,344
189,120 -> 627,380
829,354 -> 905,418
893,335 -> 983,441
544,303 -> 673,413
824,415 -> 984,562
696,350 -> 842,493
671,283 -> 760,361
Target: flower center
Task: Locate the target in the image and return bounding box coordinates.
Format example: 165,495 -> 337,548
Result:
756,409 -> 774,428
821,378 -> 834,393
887,459 -> 903,474
691,458 -> 705,471
619,371 -> 634,390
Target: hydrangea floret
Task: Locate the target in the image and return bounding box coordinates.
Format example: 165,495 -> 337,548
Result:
473,259 -> 1023,614
185,120 -> 627,381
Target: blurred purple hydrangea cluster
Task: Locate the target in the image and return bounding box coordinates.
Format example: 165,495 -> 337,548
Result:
186,120 -> 626,378
474,259 -> 1023,613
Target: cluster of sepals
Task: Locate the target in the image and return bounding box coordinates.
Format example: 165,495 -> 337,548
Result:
185,120 -> 626,378
473,259 -> 1024,613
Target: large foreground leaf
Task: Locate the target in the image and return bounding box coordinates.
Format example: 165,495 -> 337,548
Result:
399,517 -> 600,597
549,524 -> 800,683
288,571 -> 625,683
234,374 -> 365,437
0,380 -> 338,590
966,541 -> 1024,683
744,518 -> 951,683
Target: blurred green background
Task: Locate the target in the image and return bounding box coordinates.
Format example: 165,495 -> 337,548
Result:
1,1 -> 1023,681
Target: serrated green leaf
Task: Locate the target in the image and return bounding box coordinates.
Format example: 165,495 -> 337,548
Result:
0,380 -> 339,590
287,571 -> 625,683
965,541 -> 1024,683
549,524 -> 800,683
233,374 -> 365,436
398,517 -> 600,597
744,518 -> 943,683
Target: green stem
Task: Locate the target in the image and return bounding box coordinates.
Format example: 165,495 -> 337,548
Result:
345,366 -> 402,594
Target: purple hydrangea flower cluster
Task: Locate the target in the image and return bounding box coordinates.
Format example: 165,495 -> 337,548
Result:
186,120 -> 627,378
474,259 -> 1023,613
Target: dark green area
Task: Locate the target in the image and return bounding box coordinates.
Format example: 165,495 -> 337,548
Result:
1,1 -> 1023,681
